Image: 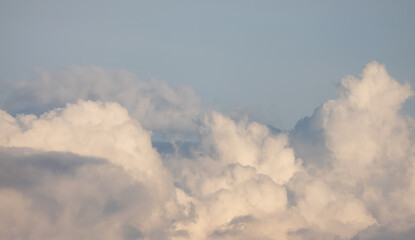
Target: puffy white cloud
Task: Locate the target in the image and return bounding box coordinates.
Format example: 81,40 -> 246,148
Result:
1,62 -> 415,239
0,101 -> 181,238
198,112 -> 301,185
289,61 -> 415,238
317,62 -> 415,235
168,62 -> 415,239
167,112 -> 301,239
0,100 -> 167,185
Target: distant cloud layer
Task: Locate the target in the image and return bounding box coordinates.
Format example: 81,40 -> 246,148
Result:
0,62 -> 414,239
0,66 -> 202,132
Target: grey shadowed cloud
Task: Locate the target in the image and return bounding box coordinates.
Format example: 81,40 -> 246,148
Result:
0,66 -> 202,133
0,147 -> 171,240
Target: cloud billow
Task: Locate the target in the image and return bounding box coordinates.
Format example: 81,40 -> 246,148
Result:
0,62 -> 414,239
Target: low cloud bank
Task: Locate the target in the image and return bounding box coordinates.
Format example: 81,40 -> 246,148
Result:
0,62 -> 414,239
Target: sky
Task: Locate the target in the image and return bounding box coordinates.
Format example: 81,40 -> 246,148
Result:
1,0 -> 414,129
1,1 -> 415,240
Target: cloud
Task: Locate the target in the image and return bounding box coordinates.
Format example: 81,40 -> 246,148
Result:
0,147 -> 170,239
0,101 -> 182,239
0,100 -> 168,185
289,61 -> 415,238
0,66 -> 202,133
168,109 -> 375,239
0,61 -> 415,239
168,112 -> 299,238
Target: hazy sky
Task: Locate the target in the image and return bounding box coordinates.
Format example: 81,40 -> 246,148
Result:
1,0 -> 414,129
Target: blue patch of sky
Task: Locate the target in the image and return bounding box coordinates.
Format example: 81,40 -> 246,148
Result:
1,0 -> 414,129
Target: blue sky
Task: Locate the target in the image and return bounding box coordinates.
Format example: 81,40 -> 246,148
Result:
2,2 -> 415,239
1,0 -> 414,129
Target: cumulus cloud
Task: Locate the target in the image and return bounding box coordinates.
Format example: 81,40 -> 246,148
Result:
167,111 -> 301,239
289,62 -> 415,239
0,147 -> 172,239
0,61 -> 415,239
0,101 -> 182,239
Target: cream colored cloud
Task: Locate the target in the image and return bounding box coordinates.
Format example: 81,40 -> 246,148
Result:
289,61 -> 415,238
318,62 -> 415,234
1,62 -> 415,239
0,100 -> 180,237
168,111 -> 301,239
